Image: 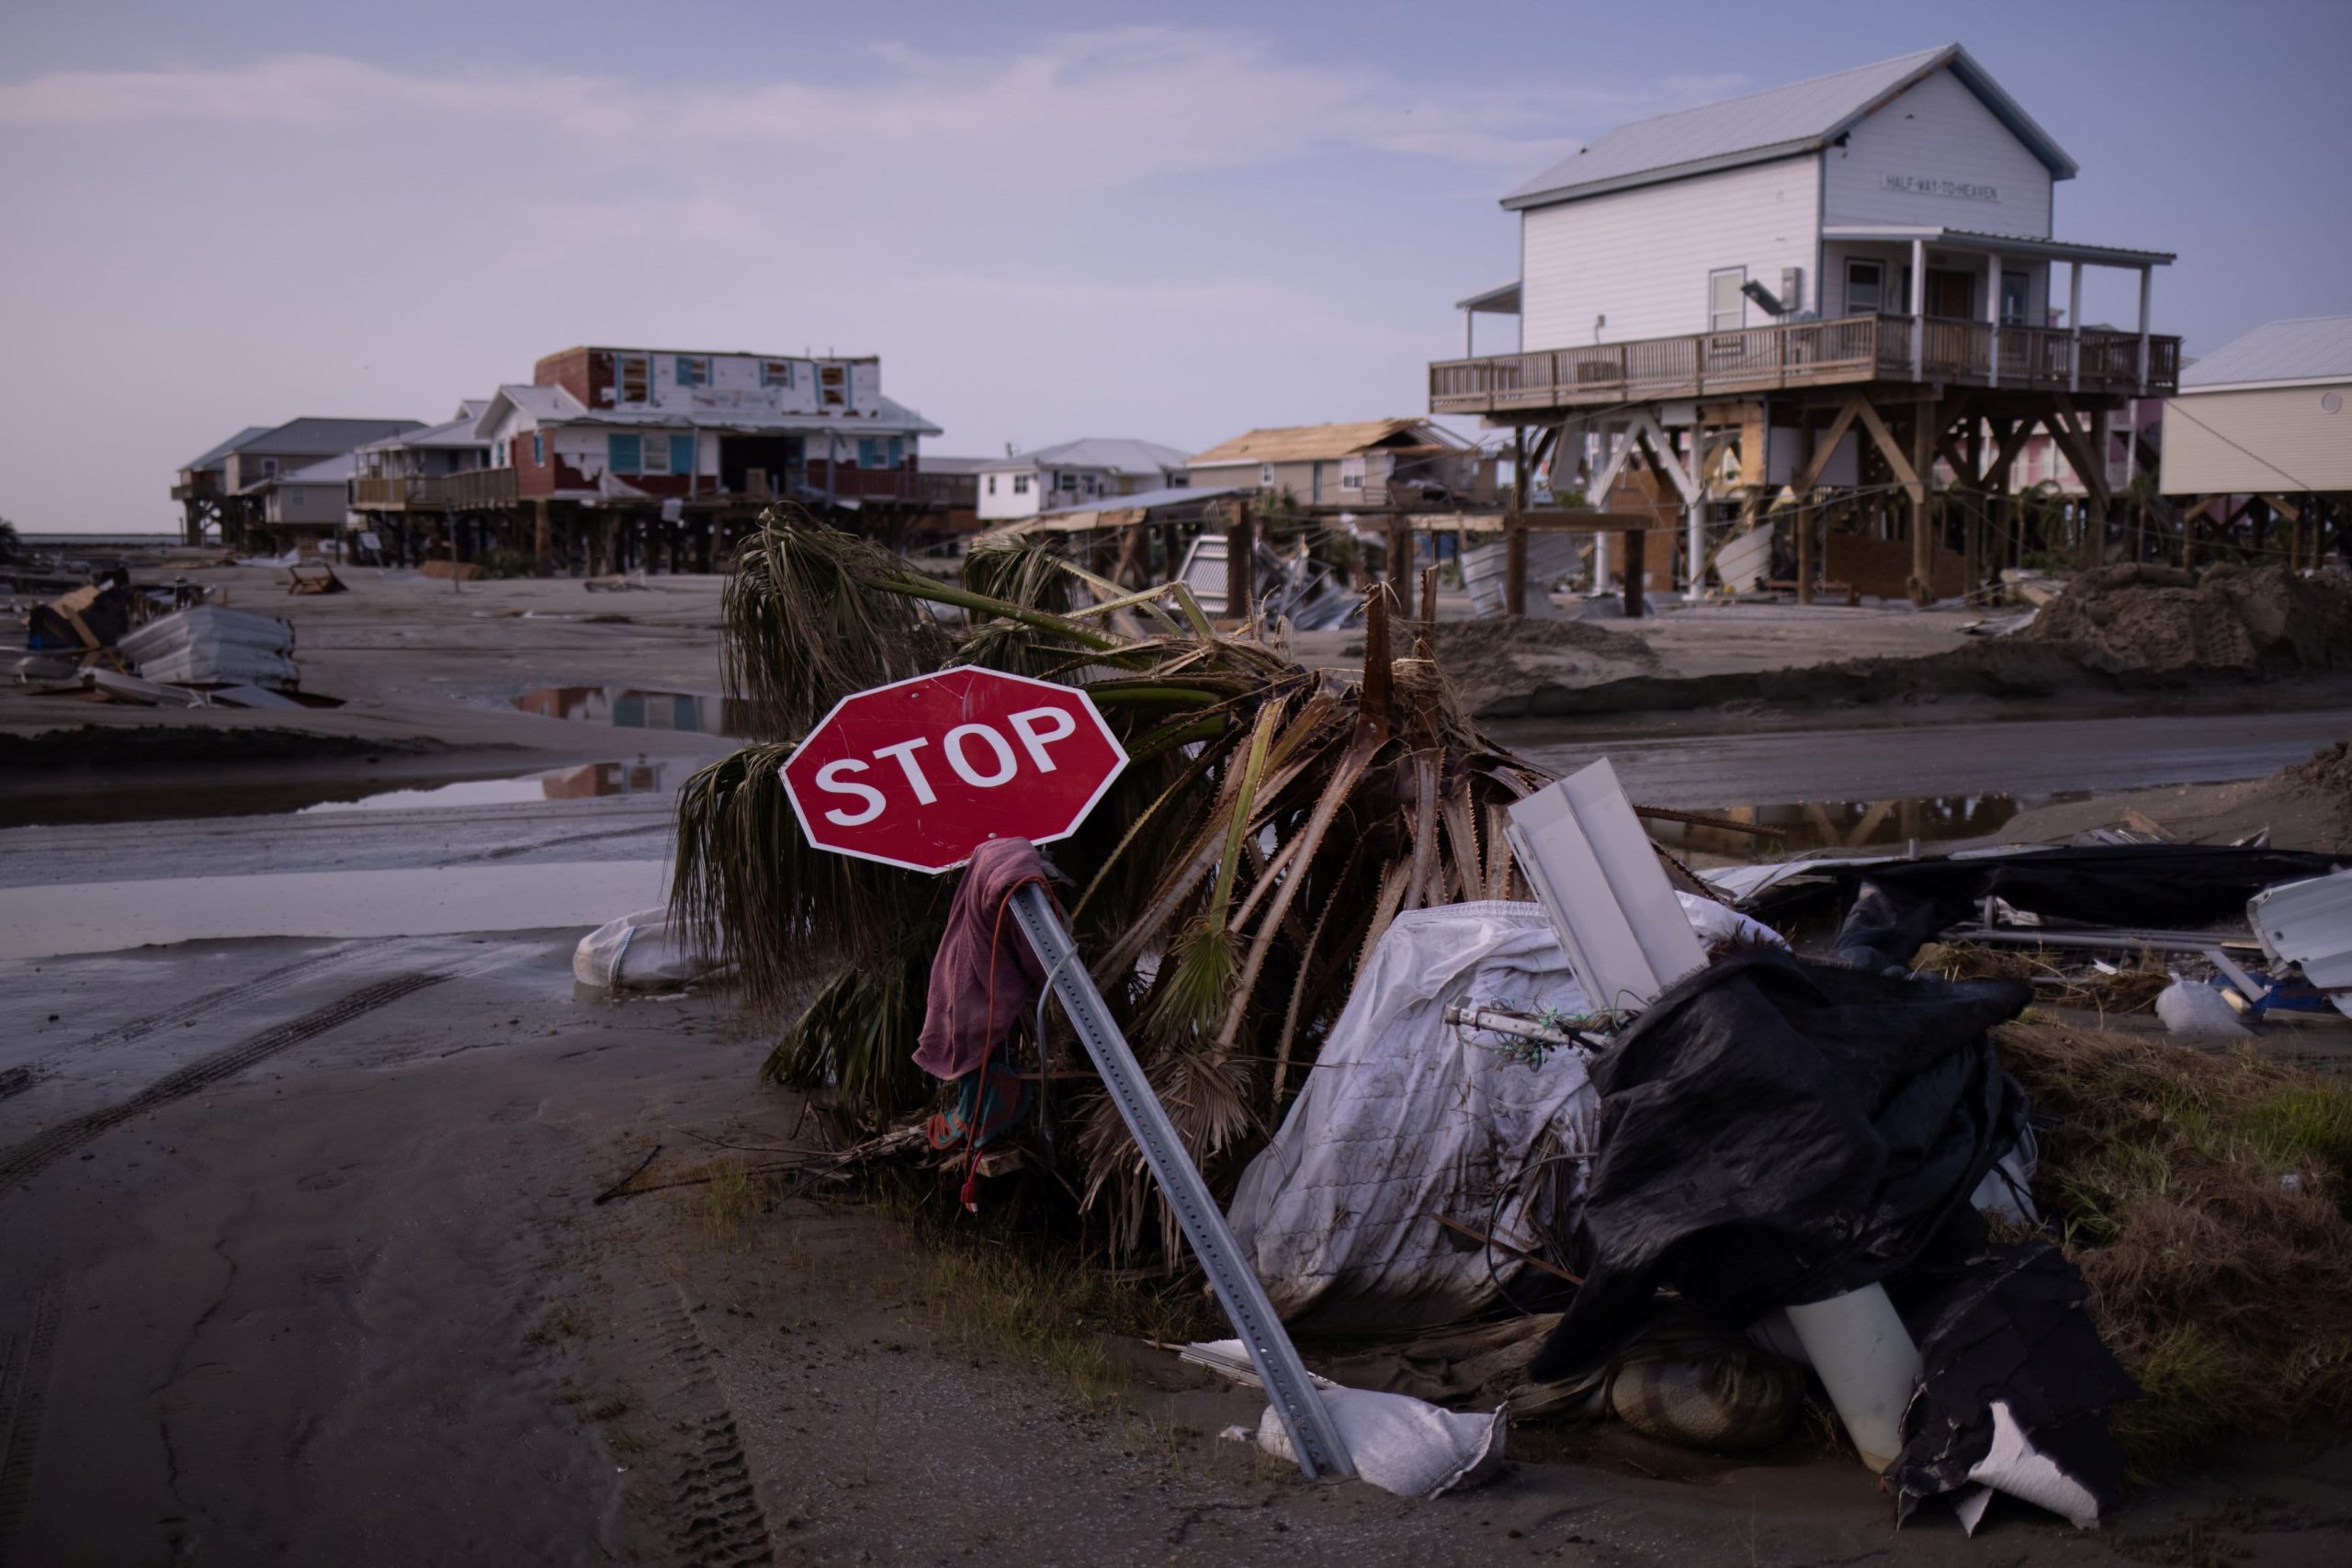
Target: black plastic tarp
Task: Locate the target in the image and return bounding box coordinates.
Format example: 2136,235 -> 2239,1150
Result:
1530,948 -> 2030,1379
1755,843 -> 2345,938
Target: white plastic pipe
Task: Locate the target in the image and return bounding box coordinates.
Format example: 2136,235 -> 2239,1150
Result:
1783,1284 -> 1922,1472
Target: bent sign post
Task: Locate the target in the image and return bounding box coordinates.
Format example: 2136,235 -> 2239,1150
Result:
779,666 -> 1355,1482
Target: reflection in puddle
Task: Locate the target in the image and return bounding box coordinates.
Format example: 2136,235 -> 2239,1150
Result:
300,760 -> 668,815
515,685 -> 748,738
1648,792 -> 2092,855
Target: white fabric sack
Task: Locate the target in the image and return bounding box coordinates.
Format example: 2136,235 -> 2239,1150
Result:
1251,1385 -> 1506,1499
574,908 -> 711,990
1227,895 -> 1781,1331
2155,976 -> 2250,1039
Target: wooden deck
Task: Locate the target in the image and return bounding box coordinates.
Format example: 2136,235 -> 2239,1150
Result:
1429,313 -> 2179,416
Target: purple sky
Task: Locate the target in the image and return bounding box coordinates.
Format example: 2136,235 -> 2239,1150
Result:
4,0 -> 2345,532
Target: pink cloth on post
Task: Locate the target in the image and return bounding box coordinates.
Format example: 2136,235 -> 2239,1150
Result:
913,837 -> 1052,1081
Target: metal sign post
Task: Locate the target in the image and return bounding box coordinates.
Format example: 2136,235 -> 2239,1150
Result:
1004,882 -> 1354,1481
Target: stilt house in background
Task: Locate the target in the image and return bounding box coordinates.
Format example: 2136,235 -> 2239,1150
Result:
2160,315 -> 2352,569
341,346 -> 946,573
1435,43 -> 2181,604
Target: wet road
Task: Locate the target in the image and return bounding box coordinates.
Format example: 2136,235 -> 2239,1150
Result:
1497,706 -> 2352,810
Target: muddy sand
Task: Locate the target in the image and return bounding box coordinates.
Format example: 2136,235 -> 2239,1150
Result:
6,924 -> 2348,1565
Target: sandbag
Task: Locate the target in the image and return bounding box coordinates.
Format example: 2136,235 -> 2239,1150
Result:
573,909 -> 714,990
1250,1386 -> 1506,1499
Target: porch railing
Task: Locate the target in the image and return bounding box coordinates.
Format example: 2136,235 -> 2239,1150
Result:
1430,313 -> 2179,414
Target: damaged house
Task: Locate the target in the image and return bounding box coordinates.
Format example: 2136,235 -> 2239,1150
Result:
352,346 -> 947,573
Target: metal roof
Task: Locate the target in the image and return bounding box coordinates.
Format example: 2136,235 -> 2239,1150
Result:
280,452 -> 359,483
1821,226 -> 2175,266
916,456 -> 993,476
182,425 -> 274,471
1503,44 -> 2075,211
1189,419 -> 1462,467
240,417 -> 424,455
979,438 -> 1192,476
974,484 -> 1239,543
1455,281 -> 1522,313
474,383 -> 943,438
2178,315 -> 2352,390
357,412 -> 492,453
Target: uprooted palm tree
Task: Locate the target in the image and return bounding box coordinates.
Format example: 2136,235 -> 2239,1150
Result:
673,507 -> 1549,1258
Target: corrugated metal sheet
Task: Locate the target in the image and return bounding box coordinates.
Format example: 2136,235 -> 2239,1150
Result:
1503,44 -> 2074,211
2178,315 -> 2352,389
978,438 -> 1191,477
2250,872 -> 2352,1021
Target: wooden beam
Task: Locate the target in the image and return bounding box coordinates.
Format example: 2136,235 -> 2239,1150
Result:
1851,397 -> 1923,499
1792,395 -> 1866,499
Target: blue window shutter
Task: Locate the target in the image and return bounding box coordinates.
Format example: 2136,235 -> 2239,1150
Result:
531,433 -> 544,466
670,434 -> 694,474
888,437 -> 903,467
857,437 -> 878,468
609,433 -> 641,473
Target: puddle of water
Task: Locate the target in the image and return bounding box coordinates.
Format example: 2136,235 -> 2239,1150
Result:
514,685 -> 749,738
0,761 -> 672,829
300,761 -> 669,815
1649,792 -> 2092,856
0,861 -> 671,960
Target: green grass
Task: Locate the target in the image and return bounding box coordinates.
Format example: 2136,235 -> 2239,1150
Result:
1999,1022 -> 2352,1474
870,1170 -> 1215,1409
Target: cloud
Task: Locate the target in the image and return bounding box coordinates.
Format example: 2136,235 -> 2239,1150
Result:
0,28 -> 1679,186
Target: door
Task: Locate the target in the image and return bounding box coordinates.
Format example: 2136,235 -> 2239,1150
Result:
1925,268 -> 1976,320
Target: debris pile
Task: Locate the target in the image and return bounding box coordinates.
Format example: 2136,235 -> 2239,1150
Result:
675,511 -> 2352,1528
2020,562 -> 2352,677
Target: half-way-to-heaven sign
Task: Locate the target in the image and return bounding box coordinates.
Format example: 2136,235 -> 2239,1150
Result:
780,665 -> 1128,874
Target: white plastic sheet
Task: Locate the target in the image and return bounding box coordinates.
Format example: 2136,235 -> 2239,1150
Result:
1226,896 -> 1781,1331
573,909 -> 714,990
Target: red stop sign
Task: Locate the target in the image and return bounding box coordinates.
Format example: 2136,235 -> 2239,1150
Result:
781,665 -> 1129,873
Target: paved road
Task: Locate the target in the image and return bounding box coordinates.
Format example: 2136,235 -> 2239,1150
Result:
1498,707 -> 2352,808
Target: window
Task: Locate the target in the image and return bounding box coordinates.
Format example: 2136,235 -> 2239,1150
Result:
642,434 -> 670,474
671,434 -> 694,475
1340,456 -> 1366,491
819,364 -> 846,406
1012,473 -> 1030,495
1260,463 -> 1274,485
288,487 -> 304,506
607,433 -> 642,473
530,433 -> 544,467
987,476 -> 997,495
1708,267 -> 1747,333
1845,259 -> 1884,315
761,360 -> 795,389
493,440 -> 507,468
1999,271 -> 2031,328
675,355 -> 709,387
261,457 -> 278,479
616,355 -> 650,403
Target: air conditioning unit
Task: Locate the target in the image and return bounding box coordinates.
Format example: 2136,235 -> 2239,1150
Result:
1781,266 -> 1805,316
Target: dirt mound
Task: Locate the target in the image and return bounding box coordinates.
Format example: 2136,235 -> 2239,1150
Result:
2286,739 -> 2352,808
1367,615 -> 1661,714
2021,563 -> 2352,677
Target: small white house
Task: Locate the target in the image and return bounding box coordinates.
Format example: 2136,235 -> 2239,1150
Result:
2162,316 -> 2352,498
976,438 -> 1192,522
1455,44 -> 2170,383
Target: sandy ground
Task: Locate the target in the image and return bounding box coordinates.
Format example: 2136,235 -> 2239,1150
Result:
7,563 -> 2352,1562
8,914 -> 2349,1566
